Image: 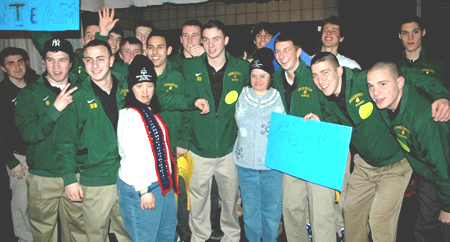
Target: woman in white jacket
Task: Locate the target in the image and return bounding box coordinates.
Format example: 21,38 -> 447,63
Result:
117,55 -> 179,241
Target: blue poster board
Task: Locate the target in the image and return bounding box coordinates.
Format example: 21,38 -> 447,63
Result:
265,112 -> 352,191
0,0 -> 80,31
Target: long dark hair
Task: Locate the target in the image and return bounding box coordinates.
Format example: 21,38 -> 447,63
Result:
125,88 -> 161,114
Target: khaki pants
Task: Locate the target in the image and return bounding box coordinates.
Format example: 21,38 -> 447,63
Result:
27,173 -> 85,242
189,152 -> 240,242
7,154 -> 33,242
81,184 -> 130,242
344,155 -> 412,242
282,174 -> 336,242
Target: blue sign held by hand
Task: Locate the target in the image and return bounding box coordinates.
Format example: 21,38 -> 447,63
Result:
265,112 -> 352,191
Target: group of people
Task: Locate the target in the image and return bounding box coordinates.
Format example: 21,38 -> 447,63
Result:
1,5 -> 449,242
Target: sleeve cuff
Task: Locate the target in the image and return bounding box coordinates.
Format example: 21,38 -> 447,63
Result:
62,174 -> 78,187
48,105 -> 64,121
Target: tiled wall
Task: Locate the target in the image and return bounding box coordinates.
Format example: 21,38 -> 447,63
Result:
114,0 -> 338,33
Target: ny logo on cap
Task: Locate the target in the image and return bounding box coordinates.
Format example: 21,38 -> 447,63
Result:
251,59 -> 263,68
136,67 -> 152,81
52,39 -> 61,47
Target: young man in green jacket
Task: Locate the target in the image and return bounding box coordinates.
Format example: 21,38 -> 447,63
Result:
308,52 -> 450,242
14,39 -> 84,242
367,61 -> 450,241
0,47 -> 39,242
56,39 -> 131,242
272,33 -> 337,242
169,19 -> 205,71
181,20 -> 249,242
396,15 -> 449,90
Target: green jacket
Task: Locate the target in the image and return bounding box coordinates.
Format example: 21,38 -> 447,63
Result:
14,72 -> 79,181
182,52 -> 249,158
168,47 -> 186,72
272,59 -> 326,117
381,84 -> 450,211
157,62 -> 193,156
0,69 -> 38,169
57,71 -> 128,186
397,49 -> 449,90
321,68 -> 404,167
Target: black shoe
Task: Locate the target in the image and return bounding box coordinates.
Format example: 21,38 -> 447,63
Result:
209,228 -> 224,240
178,233 -> 191,242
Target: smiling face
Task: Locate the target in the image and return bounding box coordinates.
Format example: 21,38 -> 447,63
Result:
132,82 -> 154,105
181,25 -> 202,52
367,68 -> 404,111
274,40 -> 302,73
146,36 -> 172,72
119,42 -> 142,64
44,51 -> 72,85
250,68 -> 271,94
1,55 -> 27,81
107,32 -> 122,54
202,27 -> 229,60
83,45 -> 114,83
321,23 -> 343,49
399,21 -> 425,54
311,59 -> 342,96
254,29 -> 273,49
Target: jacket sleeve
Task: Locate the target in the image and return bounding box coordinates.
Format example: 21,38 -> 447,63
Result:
55,103 -> 79,186
405,68 -> 450,101
0,99 -> 20,169
14,91 -> 63,144
417,121 -> 450,212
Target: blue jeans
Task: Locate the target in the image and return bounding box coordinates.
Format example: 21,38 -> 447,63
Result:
117,177 -> 177,242
236,165 -> 283,242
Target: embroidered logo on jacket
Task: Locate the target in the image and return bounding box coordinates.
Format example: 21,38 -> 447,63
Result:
228,71 -> 242,82
164,83 -> 179,92
87,98 -> 98,109
195,73 -> 202,82
394,126 -> 411,152
119,89 -> 129,100
349,93 -> 365,107
421,68 -> 435,75
297,87 -> 312,98
43,95 -> 50,106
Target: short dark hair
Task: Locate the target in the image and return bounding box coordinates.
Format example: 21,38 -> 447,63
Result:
322,15 -> 344,37
133,20 -> 155,34
181,19 -> 203,32
368,61 -> 401,79
203,19 -> 227,37
274,32 -> 302,49
110,24 -> 124,38
0,47 -> 29,68
147,30 -> 168,43
121,36 -> 143,48
252,22 -> 275,40
84,39 -> 113,56
311,52 -> 340,69
399,15 -> 424,32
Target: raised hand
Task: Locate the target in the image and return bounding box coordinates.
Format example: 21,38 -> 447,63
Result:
98,6 -> 119,36
54,83 -> 77,112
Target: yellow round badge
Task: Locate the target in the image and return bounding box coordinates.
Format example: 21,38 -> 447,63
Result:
359,102 -> 373,120
225,90 -> 238,105
397,138 -> 411,153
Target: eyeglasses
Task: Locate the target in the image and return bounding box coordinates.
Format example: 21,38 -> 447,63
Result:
251,74 -> 270,81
